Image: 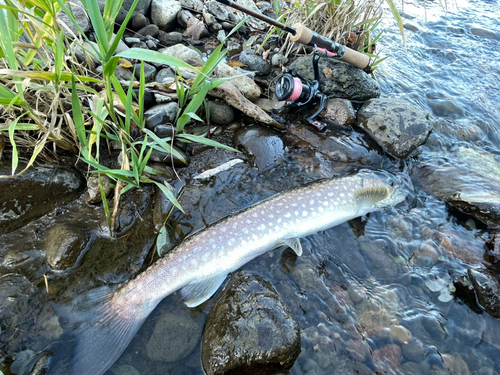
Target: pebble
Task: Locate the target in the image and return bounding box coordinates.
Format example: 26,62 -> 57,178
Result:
124,37 -> 141,45
130,13 -> 150,31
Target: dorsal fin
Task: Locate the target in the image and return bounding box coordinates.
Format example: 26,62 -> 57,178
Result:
180,273 -> 228,307
354,186 -> 389,209
281,238 -> 303,256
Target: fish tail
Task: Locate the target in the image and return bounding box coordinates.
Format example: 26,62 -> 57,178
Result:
52,285 -> 157,375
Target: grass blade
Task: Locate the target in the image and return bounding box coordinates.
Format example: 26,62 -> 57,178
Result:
177,133 -> 239,153
118,48 -> 195,70
71,75 -> 88,153
8,117 -> 20,175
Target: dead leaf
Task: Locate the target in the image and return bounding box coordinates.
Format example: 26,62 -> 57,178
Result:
228,61 -> 247,68
262,50 -> 270,61
183,18 -> 206,41
323,67 -> 333,79
118,58 -> 133,68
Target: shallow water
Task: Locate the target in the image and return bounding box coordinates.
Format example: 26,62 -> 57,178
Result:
1,0 -> 500,374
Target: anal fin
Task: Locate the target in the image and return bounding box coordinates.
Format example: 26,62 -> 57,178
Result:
180,273 -> 228,307
281,238 -> 303,256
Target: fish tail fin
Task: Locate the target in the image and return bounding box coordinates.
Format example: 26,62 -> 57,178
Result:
53,285 -> 157,375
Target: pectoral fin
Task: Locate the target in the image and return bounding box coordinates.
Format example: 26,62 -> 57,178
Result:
282,238 -> 303,256
354,187 -> 389,209
180,273 -> 228,307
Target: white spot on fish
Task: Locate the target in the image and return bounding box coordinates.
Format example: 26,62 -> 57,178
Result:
312,212 -> 317,217
340,193 -> 345,197
275,226 -> 280,231
252,213 -> 258,218
243,228 -> 249,234
283,223 -> 288,228
319,207 -> 324,212
292,203 -> 297,207
285,213 -> 291,218
269,214 -> 274,219
295,211 -> 299,216
328,192 -> 334,196
277,218 -> 282,223
323,201 -> 329,206
302,204 -> 306,208
309,199 -> 314,205
302,211 -> 308,216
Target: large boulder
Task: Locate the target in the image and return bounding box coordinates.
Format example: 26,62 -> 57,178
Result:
202,271 -> 300,375
288,56 -> 380,101
213,62 -> 261,100
151,0 -> 182,31
357,97 -> 434,158
0,163 -> 85,235
468,268 -> 500,318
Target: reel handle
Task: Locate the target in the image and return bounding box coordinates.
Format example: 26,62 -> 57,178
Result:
290,23 -> 370,70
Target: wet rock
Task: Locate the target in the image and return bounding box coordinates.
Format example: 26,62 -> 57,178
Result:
177,9 -> 195,28
154,124 -> 175,138
412,146 -> 500,227
357,298 -> 393,337
131,13 -> 150,31
226,122 -> 241,132
210,82 -> 281,128
345,339 -> 371,362
180,0 -> 204,12
213,62 -> 261,99
288,56 -> 380,101
124,37 -> 141,46
468,268 -> 500,318
357,97 -> 433,158
399,362 -> 423,375
146,304 -> 205,362
202,271 -> 300,375
470,27 -> 500,41
150,147 -> 189,167
144,102 -> 178,130
110,364 -> 141,375
208,101 -> 235,125
372,344 -> 402,370
151,0 -> 182,31
358,237 -> 401,282
234,126 -> 285,170
320,98 -> 356,127
136,24 -> 159,38
404,22 -> 420,32
159,43 -> 203,66
87,173 -> 113,204
0,163 -> 85,235
45,224 -> 89,270
156,67 -> 175,83
389,324 -> 412,344
58,0 -> 89,36
158,30 -> 184,45
99,0 -> 151,24
402,337 -> 426,362
133,62 -> 157,82
428,99 -> 464,119
239,49 -> 272,76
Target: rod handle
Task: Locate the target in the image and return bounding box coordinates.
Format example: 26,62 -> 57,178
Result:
290,23 -> 370,70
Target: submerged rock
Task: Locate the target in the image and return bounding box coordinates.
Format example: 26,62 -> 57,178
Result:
288,56 -> 380,101
146,304 -> 205,362
202,271 -> 300,375
234,126 -> 285,170
0,164 -> 85,235
468,268 -> 500,318
357,97 -> 433,158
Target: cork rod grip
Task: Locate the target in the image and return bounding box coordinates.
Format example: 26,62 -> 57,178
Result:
290,23 -> 370,70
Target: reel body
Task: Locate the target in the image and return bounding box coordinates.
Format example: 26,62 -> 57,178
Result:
272,52 -> 328,131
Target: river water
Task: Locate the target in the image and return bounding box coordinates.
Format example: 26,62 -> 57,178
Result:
1,0 -> 500,374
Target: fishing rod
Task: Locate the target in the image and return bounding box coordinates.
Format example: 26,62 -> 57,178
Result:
215,0 -> 370,70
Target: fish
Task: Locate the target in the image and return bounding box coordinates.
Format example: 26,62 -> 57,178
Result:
53,169 -> 409,375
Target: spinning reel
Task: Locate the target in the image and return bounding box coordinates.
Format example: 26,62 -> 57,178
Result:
272,51 -> 328,131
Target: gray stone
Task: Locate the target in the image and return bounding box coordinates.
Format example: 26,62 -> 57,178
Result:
208,101 -> 235,125
468,269 -> 500,318
114,65 -> 134,82
202,271 -> 300,375
87,173 -> 113,204
0,163 -> 85,235
289,56 -> 380,101
45,224 -> 89,270
356,97 -> 433,158
271,53 -> 287,67
144,102 -> 179,129
73,41 -> 100,67
159,43 -> 204,66
110,364 -> 141,375
239,49 -> 272,76
471,27 -> 500,41
158,30 -> 184,45
58,0 -> 89,36
150,147 -> 189,167
180,0 -> 204,11
133,62 -> 157,82
124,37 -> 141,45
146,304 -> 205,362
136,24 -> 159,38
131,13 -> 150,31
153,124 -> 175,138
177,9 -> 195,28
206,0 -> 229,21
319,98 -> 356,127
404,22 -> 419,32
213,62 -> 260,99
98,0 -> 152,24
156,67 -> 175,83
151,0 -> 182,31
146,40 -> 157,49
233,125 -> 285,170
